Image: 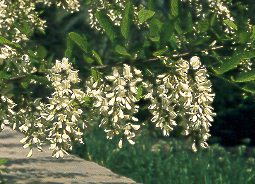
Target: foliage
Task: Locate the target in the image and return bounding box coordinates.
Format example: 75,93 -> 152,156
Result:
73,128 -> 255,184
0,0 -> 255,158
0,158 -> 7,181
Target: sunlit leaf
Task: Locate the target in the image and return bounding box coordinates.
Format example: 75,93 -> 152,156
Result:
138,9 -> 155,24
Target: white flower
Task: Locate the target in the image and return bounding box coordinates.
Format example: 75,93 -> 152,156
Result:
42,0 -> 80,12
190,56 -> 201,70
88,0 -> 142,31
0,96 -> 17,132
18,58 -> 86,158
148,56 -> 216,151
86,64 -> 144,147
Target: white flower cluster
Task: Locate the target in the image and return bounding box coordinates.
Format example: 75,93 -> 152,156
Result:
208,0 -> 234,33
15,57 -> 216,156
1,48 -> 37,77
0,45 -> 17,60
88,0 -> 142,31
13,54 -> 37,74
88,0 -> 126,31
181,0 -> 234,34
0,0 -> 46,43
0,0 -> 45,76
44,58 -> 86,157
240,59 -> 254,73
86,64 -> 143,148
0,0 -> 80,63
19,100 -> 46,157
146,56 -> 216,152
19,58 -> 86,158
0,95 -> 17,132
0,0 -> 81,45
40,0 -> 80,12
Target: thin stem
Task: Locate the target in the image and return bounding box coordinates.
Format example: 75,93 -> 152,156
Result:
8,71 -> 46,82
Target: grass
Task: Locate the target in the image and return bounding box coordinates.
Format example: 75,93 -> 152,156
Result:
73,128 -> 255,184
0,159 -> 7,166
0,158 -> 7,184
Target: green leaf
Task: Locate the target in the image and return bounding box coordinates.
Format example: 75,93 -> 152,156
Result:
148,0 -> 156,10
193,36 -> 211,46
36,46 -> 47,59
65,37 -> 73,58
20,21 -> 32,37
197,20 -> 210,33
83,55 -> 94,64
68,32 -> 88,53
251,25 -> 255,40
0,36 -> 21,49
83,96 -> 93,106
215,50 -> 255,74
153,47 -> 168,57
149,18 -> 163,38
149,18 -> 162,41
96,11 -> 117,42
115,45 -> 131,57
170,0 -> 179,17
169,36 -> 178,50
223,20 -> 237,30
138,9 -> 155,24
120,0 -> 133,39
92,50 -> 103,65
239,32 -> 250,44
242,82 -> 255,94
136,84 -> 143,100
91,68 -> 101,81
210,13 -> 217,26
234,70 -> 255,83
174,19 -> 182,35
160,22 -> 174,44
149,36 -> 160,42
185,11 -> 193,33
0,71 -> 12,80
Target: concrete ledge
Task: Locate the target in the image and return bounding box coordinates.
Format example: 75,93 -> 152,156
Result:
0,127 -> 137,184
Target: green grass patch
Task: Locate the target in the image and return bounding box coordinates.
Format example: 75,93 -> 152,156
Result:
73,129 -> 255,184
0,158 -> 8,183
0,159 -> 7,166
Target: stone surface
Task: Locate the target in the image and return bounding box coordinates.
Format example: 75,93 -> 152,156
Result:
0,127 -> 137,184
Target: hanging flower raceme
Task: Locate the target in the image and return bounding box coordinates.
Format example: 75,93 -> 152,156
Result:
0,46 -> 38,78
0,0 -> 45,78
0,0 -> 46,43
181,0 -> 235,34
44,58 -> 86,158
146,56 -> 216,152
88,0 -> 126,30
86,64 -> 143,148
40,0 -> 80,12
19,58 -> 86,158
88,0 -> 143,31
0,95 -> 17,132
0,0 -> 82,46
187,56 -> 216,151
18,99 -> 46,157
